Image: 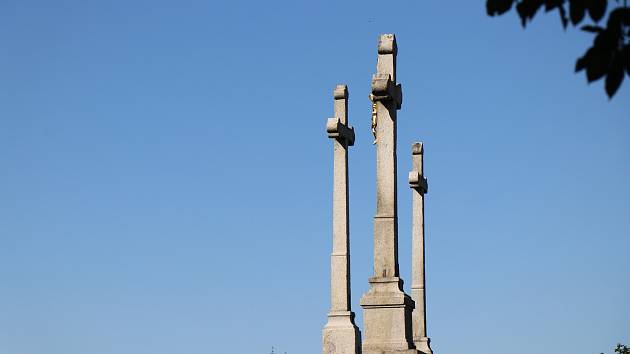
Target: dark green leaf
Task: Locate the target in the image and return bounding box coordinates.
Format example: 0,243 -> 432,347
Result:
586,0 -> 606,22
517,0 -> 545,26
607,8 -> 630,27
581,24 -> 604,32
575,53 -> 588,72
585,47 -> 613,82
622,45 -> 630,76
516,2 -> 528,25
487,0 -> 514,15
558,4 -> 568,28
569,0 -> 585,25
487,0 -> 497,15
497,0 -> 514,15
545,0 -> 564,11
594,30 -> 617,50
605,52 -> 624,97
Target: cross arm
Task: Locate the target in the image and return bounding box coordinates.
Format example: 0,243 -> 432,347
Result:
371,74 -> 402,109
408,171 -> 428,194
327,118 -> 355,146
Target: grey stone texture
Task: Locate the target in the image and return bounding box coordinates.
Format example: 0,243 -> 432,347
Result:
323,34 -> 436,354
359,34 -> 420,354
408,143 -> 433,354
323,84 -> 361,354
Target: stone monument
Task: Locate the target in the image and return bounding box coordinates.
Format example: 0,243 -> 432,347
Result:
322,34 -> 434,354
323,85 -> 362,354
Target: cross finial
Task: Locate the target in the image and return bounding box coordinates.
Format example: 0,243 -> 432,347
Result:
377,34 -> 397,82
370,34 -> 402,144
333,84 -> 349,125
371,34 -> 402,109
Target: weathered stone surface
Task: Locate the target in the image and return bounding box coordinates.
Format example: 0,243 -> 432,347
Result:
323,84 -> 361,354
323,311 -> 361,354
360,34 -> 420,354
409,142 -> 433,354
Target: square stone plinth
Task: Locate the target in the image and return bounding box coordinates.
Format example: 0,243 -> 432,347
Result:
360,277 -> 419,354
323,311 -> 361,354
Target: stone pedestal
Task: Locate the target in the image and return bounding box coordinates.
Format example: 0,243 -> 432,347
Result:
323,311 -> 362,354
360,277 -> 416,354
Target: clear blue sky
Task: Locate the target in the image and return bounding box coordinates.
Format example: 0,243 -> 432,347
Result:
1,1 -> 628,354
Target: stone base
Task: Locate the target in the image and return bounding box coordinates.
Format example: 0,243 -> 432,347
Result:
413,337 -> 433,354
363,350 -> 420,354
360,277 -> 418,354
323,311 -> 362,354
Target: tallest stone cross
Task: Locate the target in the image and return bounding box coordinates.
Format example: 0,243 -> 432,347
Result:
360,34 -> 420,354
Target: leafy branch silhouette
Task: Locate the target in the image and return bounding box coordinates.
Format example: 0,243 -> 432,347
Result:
486,0 -> 630,98
600,343 -> 630,354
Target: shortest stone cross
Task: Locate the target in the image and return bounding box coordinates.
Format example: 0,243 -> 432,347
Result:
408,142 -> 433,354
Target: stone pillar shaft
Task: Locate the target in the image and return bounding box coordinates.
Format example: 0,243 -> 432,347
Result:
374,100 -> 399,279
331,88 -> 350,312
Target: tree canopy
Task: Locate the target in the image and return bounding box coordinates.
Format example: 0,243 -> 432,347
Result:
486,0 -> 630,98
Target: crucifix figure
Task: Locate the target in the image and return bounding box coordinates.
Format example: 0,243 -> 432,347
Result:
323,84 -> 361,354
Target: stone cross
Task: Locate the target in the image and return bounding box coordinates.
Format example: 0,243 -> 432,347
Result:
323,84 -> 361,354
408,142 -> 433,354
360,34 -> 419,354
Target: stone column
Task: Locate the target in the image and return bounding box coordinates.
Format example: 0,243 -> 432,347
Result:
323,84 -> 361,354
408,143 -> 433,354
360,34 -> 419,354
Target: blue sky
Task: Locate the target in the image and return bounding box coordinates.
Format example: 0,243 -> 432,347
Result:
1,1 -> 629,354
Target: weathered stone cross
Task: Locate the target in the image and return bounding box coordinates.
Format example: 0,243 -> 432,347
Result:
409,142 -> 433,354
360,34 -> 420,354
323,85 -> 361,354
